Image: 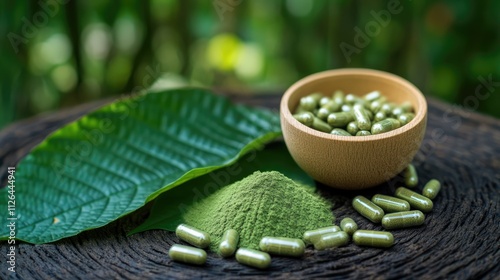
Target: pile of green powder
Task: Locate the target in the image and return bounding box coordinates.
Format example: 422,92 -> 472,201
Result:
183,171 -> 334,251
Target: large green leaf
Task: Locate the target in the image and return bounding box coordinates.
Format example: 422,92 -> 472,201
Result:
129,142 -> 314,234
0,88 -> 281,244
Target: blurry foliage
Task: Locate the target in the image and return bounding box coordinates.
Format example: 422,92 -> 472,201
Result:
1,0 -> 499,129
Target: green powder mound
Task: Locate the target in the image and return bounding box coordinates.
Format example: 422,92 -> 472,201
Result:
182,171 -> 334,251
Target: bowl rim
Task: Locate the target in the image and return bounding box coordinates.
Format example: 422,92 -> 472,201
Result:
281,68 -> 427,142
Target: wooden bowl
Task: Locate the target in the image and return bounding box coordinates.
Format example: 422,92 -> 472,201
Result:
280,68 -> 427,190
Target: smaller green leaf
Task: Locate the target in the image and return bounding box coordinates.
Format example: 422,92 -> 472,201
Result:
129,142 -> 314,234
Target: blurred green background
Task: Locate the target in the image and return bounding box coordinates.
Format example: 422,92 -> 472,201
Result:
1,0 -> 499,129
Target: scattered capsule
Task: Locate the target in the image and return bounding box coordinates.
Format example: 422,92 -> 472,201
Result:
259,237 -> 305,257
398,113 -> 415,125
356,130 -> 372,136
371,194 -> 410,213
364,90 -> 381,102
353,230 -> 394,248
303,226 -> 341,244
404,164 -> 418,187
332,90 -> 345,105
371,118 -> 401,135
341,104 -> 353,112
331,128 -> 352,136
395,187 -> 434,213
219,229 -> 239,258
317,108 -> 331,120
374,111 -> 386,122
382,210 -> 425,230
347,121 -> 360,135
293,112 -> 314,127
352,196 -> 385,223
353,104 -> 372,130
175,224 -> 211,248
235,248 -> 271,269
314,231 -> 350,250
340,218 -> 358,235
169,244 -> 207,265
312,117 -> 333,133
422,179 -> 441,200
299,93 -> 322,111
327,112 -> 354,127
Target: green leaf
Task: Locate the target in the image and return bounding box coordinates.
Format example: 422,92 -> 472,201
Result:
0,88 -> 281,244
129,142 -> 314,234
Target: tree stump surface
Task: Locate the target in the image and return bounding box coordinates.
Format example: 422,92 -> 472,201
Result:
0,94 -> 499,279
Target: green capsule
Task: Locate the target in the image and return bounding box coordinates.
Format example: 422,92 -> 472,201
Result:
404,164 -> 418,187
422,179 -> 441,200
382,210 -> 425,230
371,194 -> 410,213
366,109 -> 374,120
299,93 -> 322,111
294,105 -> 310,114
364,91 -> 381,102
219,229 -> 239,258
327,112 -> 354,127
371,118 -> 401,135
312,117 -> 333,133
356,130 -> 372,136
175,224 -> 211,249
352,196 -> 385,223
353,230 -> 394,248
391,107 -> 405,118
319,96 -> 331,107
340,218 -> 358,235
293,112 -> 314,127
400,101 -> 413,113
380,103 -> 395,115
347,121 -> 360,135
331,128 -> 352,136
316,108 -> 331,120
345,93 -> 358,104
235,248 -> 271,269
259,237 -> 305,257
332,90 -> 345,105
370,99 -> 386,112
374,111 -> 386,122
353,104 -> 371,130
395,187 -> 434,213
169,244 -> 207,265
313,231 -> 349,250
341,104 -> 353,112
355,99 -> 371,110
303,226 -> 341,244
398,113 -> 415,126
322,100 -> 341,113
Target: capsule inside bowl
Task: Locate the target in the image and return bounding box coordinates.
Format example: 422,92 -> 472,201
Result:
293,90 -> 416,136
280,68 -> 427,189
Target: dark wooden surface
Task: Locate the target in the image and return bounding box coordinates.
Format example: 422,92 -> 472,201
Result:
1,94 -> 499,279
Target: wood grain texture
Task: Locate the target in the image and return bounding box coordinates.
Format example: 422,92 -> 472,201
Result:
0,93 -> 499,279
